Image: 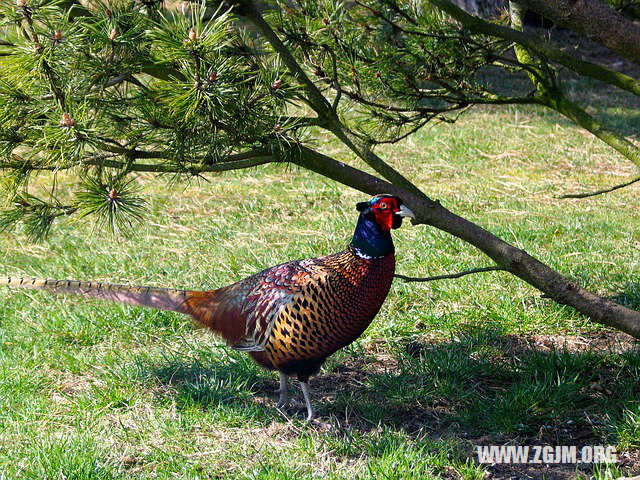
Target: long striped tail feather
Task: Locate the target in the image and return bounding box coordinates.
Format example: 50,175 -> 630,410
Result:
0,276 -> 251,347
0,276 -> 190,313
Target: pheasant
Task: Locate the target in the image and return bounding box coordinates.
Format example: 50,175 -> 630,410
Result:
0,194 -> 414,420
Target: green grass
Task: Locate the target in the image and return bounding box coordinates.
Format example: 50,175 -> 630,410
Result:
1,77 -> 639,479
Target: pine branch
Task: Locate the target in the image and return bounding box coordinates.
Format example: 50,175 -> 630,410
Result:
1,150 -> 274,174
238,2 -> 432,201
2,0 -> 640,339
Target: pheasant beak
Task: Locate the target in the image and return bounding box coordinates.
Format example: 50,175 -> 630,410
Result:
395,205 -> 416,220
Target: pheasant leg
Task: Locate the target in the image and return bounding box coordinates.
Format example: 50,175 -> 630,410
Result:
300,381 -> 315,421
276,372 -> 289,408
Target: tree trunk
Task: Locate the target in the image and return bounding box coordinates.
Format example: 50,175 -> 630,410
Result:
509,0 -> 640,65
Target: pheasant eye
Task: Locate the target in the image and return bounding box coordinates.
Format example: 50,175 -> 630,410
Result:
379,202 -> 388,209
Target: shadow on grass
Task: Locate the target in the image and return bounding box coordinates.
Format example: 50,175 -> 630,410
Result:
132,347 -> 282,425
334,327 -> 638,440
319,326 -> 640,479
129,326 -> 640,477
613,282 -> 640,312
132,326 -> 639,444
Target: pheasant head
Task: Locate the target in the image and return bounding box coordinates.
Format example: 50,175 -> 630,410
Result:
352,195 -> 415,258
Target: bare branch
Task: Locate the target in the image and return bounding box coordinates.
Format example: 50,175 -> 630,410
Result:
559,175 -> 640,199
394,266 -> 505,282
1,150 -> 274,174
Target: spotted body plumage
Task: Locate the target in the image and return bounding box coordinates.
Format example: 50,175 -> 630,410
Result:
251,247 -> 395,380
0,195 -> 414,421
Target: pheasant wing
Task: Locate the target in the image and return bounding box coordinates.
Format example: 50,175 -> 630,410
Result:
182,258 -> 324,350
236,259 -> 326,351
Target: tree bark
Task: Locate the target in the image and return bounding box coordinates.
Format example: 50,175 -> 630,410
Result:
516,0 -> 640,65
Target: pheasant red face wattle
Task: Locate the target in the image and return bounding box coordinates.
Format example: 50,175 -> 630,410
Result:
372,197 -> 398,231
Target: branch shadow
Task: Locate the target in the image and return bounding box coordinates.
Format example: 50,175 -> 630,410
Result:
612,282 -> 640,311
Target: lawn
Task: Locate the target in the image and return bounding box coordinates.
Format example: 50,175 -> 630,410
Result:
0,76 -> 639,479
